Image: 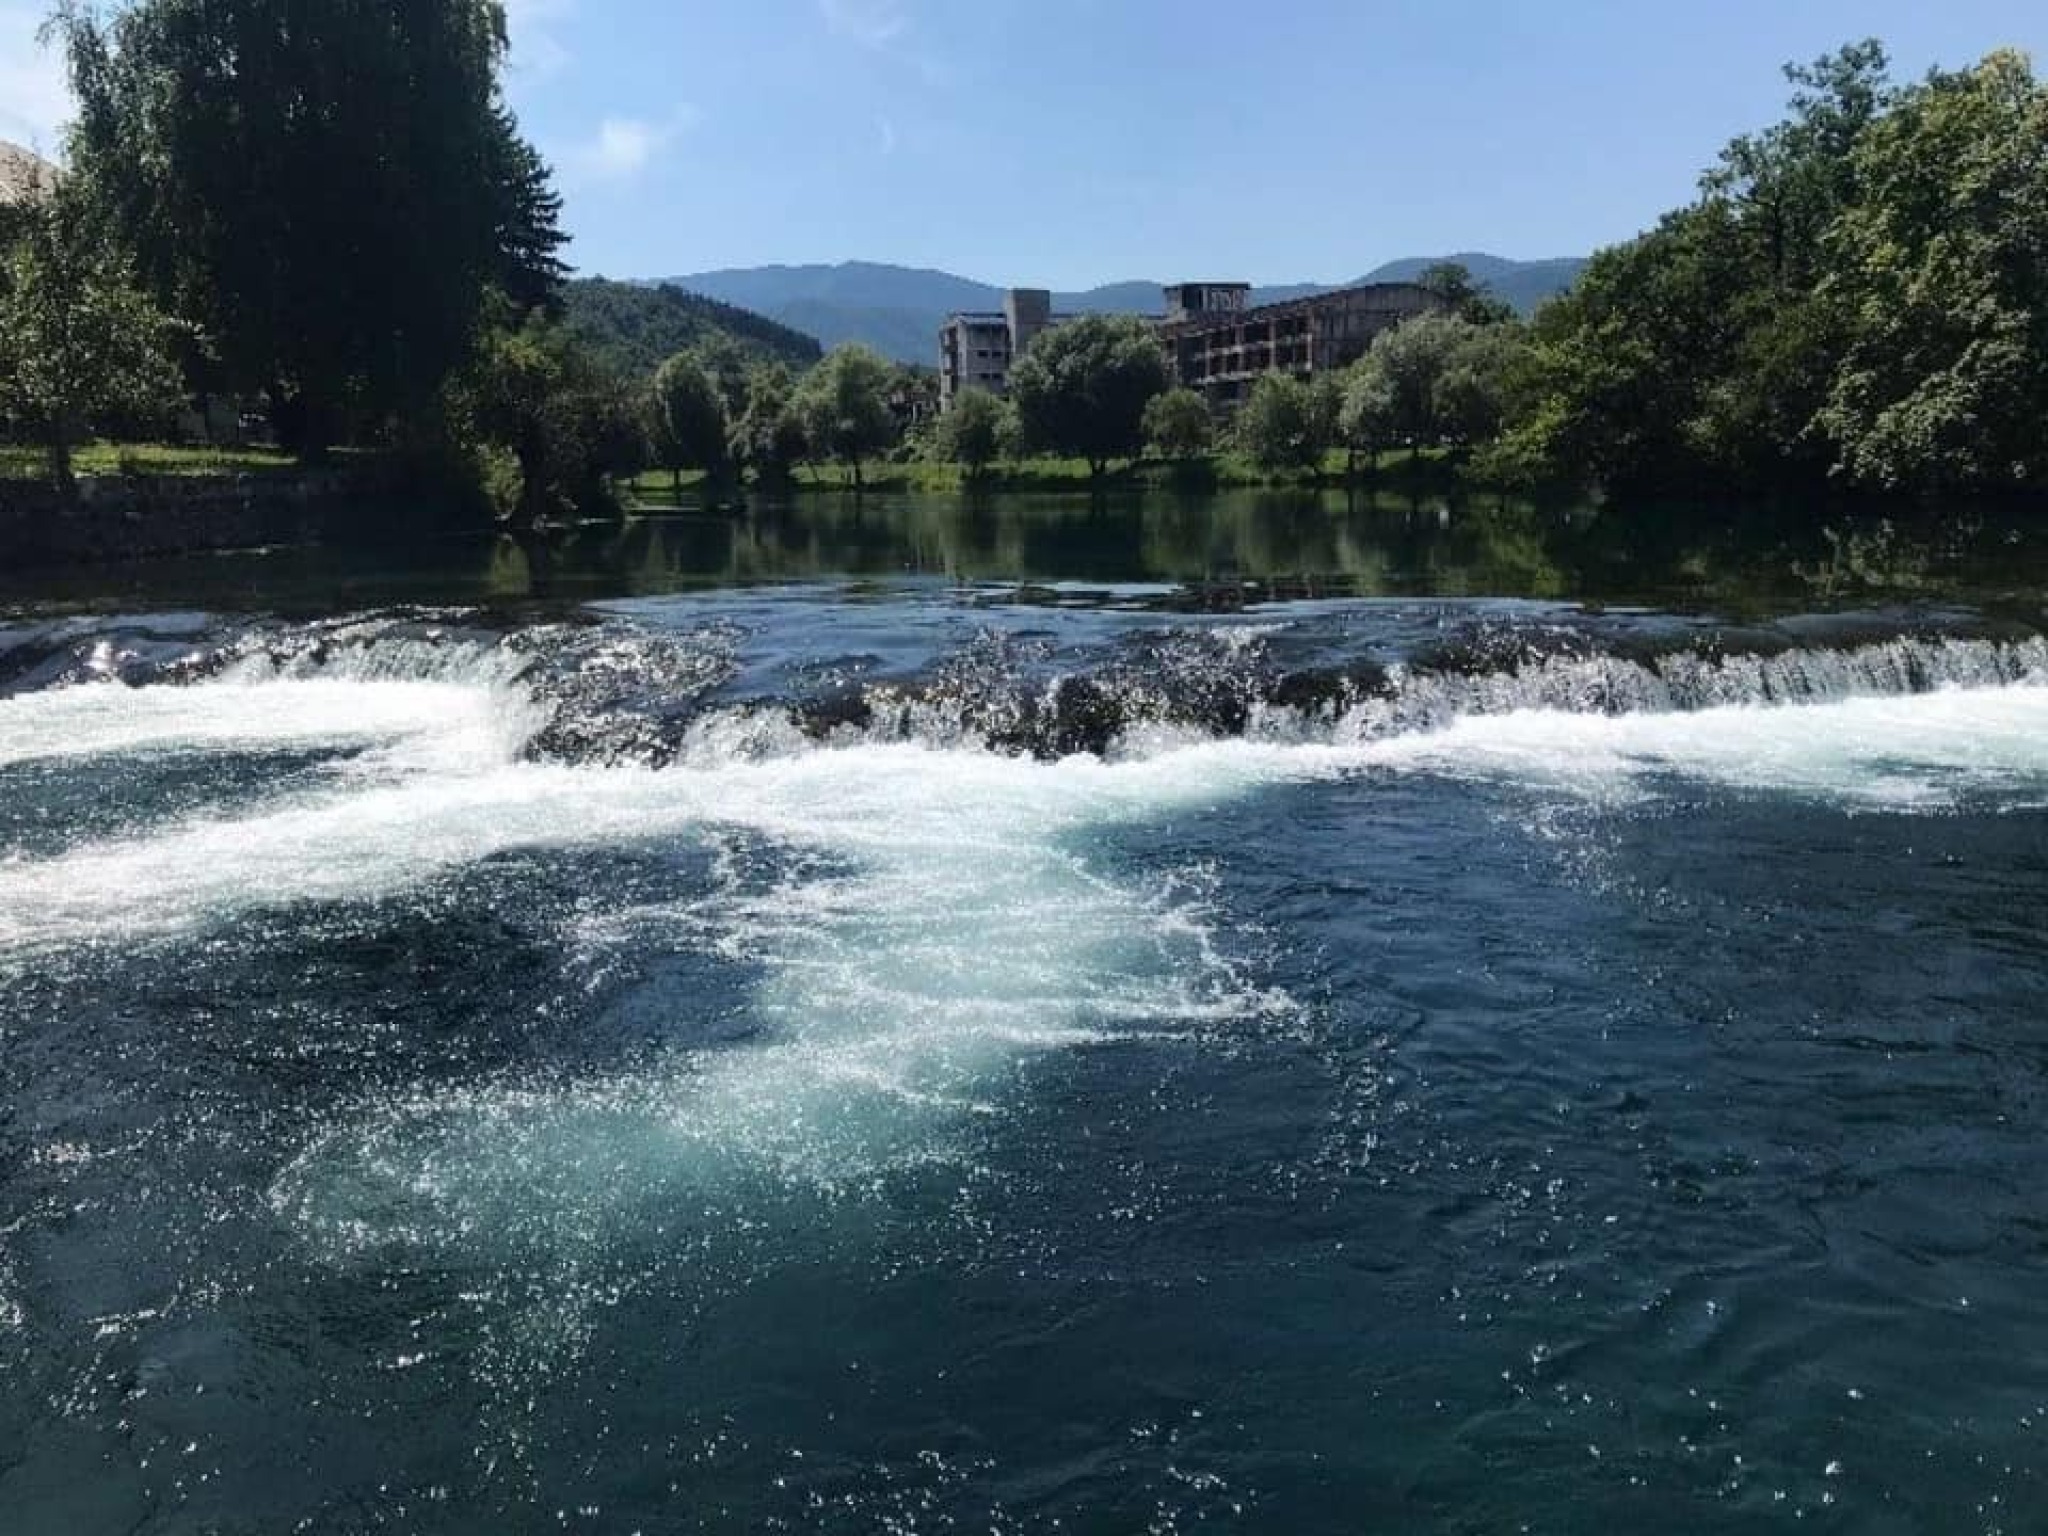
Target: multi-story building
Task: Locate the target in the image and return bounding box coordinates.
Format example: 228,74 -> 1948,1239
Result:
939,276 -> 1445,412
1159,281 -> 1442,404
938,288 -> 1058,410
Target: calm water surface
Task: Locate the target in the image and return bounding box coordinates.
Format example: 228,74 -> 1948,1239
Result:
3,493 -> 2047,1533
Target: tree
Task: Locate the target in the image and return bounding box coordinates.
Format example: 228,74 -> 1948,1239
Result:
1435,323 -> 1529,448
1416,261 -> 1517,326
684,332 -> 754,421
1237,373 -> 1327,474
1143,387 -> 1213,462
648,352 -> 728,493
1337,358 -> 1398,473
488,100 -> 570,317
1494,41 -> 1915,494
55,0 -> 561,458
0,184 -> 184,492
1367,312 -> 1473,457
1815,50 -> 2048,492
1008,314 -> 1168,479
793,344 -> 897,489
730,361 -> 807,483
455,313 -> 642,527
938,388 -> 1005,478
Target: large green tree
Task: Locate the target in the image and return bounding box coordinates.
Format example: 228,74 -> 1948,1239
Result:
1008,315 -> 1168,479
793,344 -> 897,489
1488,39 -> 2048,498
1816,50 -> 2048,492
454,314 -> 642,527
1237,373 -> 1328,474
730,361 -> 807,483
648,352 -> 729,493
0,183 -> 184,492
937,388 -> 1005,478
1142,387 -> 1213,463
56,0 -> 562,458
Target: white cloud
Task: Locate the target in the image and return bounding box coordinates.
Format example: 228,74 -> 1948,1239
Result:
875,114 -> 899,156
0,4 -> 73,150
567,109 -> 697,183
502,0 -> 574,82
819,0 -> 908,50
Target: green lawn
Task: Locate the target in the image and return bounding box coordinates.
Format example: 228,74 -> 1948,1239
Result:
623,447 -> 1466,503
0,441 -> 302,480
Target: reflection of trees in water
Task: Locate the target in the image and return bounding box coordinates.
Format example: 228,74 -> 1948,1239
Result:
461,494 -> 2047,608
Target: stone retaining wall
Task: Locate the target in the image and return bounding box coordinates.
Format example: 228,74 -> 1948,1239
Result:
0,466 -> 418,567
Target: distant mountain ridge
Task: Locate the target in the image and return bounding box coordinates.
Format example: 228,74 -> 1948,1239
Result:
654,254 -> 1587,364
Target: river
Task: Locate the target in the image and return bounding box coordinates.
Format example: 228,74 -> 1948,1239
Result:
2,493 -> 2046,1532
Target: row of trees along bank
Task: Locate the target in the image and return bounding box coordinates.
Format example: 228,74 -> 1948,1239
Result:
4,26 -> 2041,522
887,41 -> 2048,508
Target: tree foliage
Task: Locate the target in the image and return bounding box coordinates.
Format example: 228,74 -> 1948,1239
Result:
793,344 -> 897,488
730,361 -> 808,483
55,0 -> 562,456
1008,315 -> 1168,477
648,352 -> 728,490
558,280 -> 824,383
938,388 -> 1005,476
0,183 -> 184,490
1142,387 -> 1213,462
1237,374 -> 1328,473
1500,40 -> 2048,498
452,311 -> 643,526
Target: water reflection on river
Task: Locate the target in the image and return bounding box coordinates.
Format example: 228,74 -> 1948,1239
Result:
3,486 -> 2042,616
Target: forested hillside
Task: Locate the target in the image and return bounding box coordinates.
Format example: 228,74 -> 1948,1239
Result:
562,279 -> 823,379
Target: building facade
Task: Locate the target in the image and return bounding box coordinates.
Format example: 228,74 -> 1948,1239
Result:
939,278 -> 1445,411
1159,281 -> 1441,404
938,288 -> 1060,411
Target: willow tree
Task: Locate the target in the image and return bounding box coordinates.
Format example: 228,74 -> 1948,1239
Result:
55,0 -> 562,458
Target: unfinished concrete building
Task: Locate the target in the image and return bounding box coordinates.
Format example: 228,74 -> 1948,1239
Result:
1159,282 -> 1442,405
938,288 -> 1060,410
939,277 -> 1445,412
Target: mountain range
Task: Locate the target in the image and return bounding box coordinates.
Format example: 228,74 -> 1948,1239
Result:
653,253 -> 1587,364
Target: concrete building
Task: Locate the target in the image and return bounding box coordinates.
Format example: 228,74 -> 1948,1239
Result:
940,276 -> 1445,411
1159,281 -> 1442,404
938,288 -> 1063,410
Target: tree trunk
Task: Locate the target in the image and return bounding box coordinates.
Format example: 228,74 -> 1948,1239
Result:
672,466 -> 682,498
47,433 -> 75,501
851,456 -> 864,492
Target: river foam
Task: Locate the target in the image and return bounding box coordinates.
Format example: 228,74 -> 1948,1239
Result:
5,622 -> 2048,1266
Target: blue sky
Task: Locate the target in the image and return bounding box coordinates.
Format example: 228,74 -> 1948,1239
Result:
5,0 -> 2043,287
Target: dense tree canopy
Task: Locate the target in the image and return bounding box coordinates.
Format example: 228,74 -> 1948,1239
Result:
1237,374 -> 1328,474
937,388 -> 1005,477
0,182 -> 184,489
560,280 -> 823,383
1008,315 -> 1168,478
1502,41 -> 2048,499
55,0 -> 562,456
1142,388 -> 1213,462
730,362 -> 808,482
793,344 -> 897,488
648,352 -> 729,491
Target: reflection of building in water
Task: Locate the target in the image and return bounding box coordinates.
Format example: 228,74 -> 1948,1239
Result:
939,278 -> 1444,411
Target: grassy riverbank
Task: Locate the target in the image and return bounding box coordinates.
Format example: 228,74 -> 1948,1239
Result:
0,442 -> 304,480
622,449 -> 1470,508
